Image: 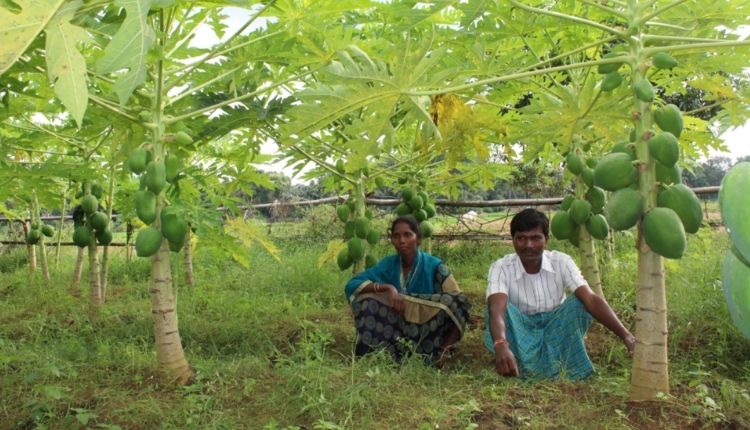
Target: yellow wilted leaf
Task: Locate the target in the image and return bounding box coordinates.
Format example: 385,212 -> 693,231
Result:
224,218 -> 281,263
318,239 -> 346,269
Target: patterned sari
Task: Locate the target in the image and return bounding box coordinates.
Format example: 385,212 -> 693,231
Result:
345,251 -> 471,363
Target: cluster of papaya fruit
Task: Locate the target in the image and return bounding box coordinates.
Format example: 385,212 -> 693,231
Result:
72,182 -> 112,247
336,198 -> 379,271
128,147 -> 186,257
719,162 -> 750,338
598,51 -> 678,94
551,152 -> 609,245
394,186 -> 436,239
25,220 -> 55,245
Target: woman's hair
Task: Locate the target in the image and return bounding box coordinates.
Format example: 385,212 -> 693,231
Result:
510,208 -> 549,237
389,215 -> 421,239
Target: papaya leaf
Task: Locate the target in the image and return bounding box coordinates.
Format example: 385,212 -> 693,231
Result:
224,217 -> 280,264
45,0 -> 91,126
318,239 -> 346,269
95,0 -> 154,105
0,0 -> 65,75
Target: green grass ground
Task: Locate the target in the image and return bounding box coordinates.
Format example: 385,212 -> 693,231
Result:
1,227 -> 748,429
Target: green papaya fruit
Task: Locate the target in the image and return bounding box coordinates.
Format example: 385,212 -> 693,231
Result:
566,153 -> 583,175
72,225 -> 92,247
30,220 -> 40,230
75,189 -> 83,199
643,207 -> 686,259
652,52 -> 678,69
600,72 -> 623,91
655,162 -> 682,185
550,211 -> 575,240
354,216 -> 370,239
139,110 -> 152,122
81,195 -> 98,215
174,131 -> 193,145
424,203 -> 437,218
26,229 -> 42,245
419,221 -> 433,238
418,191 -> 429,203
395,203 -> 410,216
365,254 -> 378,269
401,187 -> 415,202
336,206 -> 349,223
335,159 -> 345,174
657,184 -> 703,234
648,132 -> 679,167
585,158 -> 598,169
135,227 -> 162,257
89,211 -> 109,232
597,52 -> 623,74
41,224 -> 55,237
337,248 -> 353,271
374,176 -> 385,190
165,154 -> 181,183
414,209 -> 428,222
719,162 -> 750,262
409,195 -> 424,211
653,104 -> 683,138
128,148 -> 149,174
722,251 -> 750,339
90,183 -> 103,200
347,199 -> 356,212
560,195 -> 575,211
604,188 -> 644,231
569,200 -> 592,225
611,141 -> 636,159
135,190 -> 157,225
347,237 -> 365,261
585,186 -> 606,213
144,161 -> 167,195
96,228 -> 113,246
169,239 -> 184,253
568,226 -> 580,247
162,213 -> 188,245
594,153 -> 637,191
633,79 -> 654,102
366,228 -> 380,245
581,167 -> 594,188
344,221 -> 355,239
397,177 -> 408,185
586,214 -> 609,240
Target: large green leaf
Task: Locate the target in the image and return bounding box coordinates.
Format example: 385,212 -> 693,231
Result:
0,0 -> 65,75
95,0 -> 154,105
45,0 -> 91,126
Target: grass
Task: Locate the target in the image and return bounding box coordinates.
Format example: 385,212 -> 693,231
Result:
1,226 -> 749,429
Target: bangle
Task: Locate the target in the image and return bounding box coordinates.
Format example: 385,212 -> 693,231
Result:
493,338 -> 508,348
373,282 -> 380,292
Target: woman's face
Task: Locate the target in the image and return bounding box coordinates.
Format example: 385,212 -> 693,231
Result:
390,221 -> 419,259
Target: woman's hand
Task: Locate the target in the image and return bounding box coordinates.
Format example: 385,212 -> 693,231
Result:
494,345 -> 519,377
622,332 -> 636,355
385,285 -> 404,314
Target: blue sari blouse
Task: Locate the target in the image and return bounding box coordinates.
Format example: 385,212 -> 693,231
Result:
344,250 -> 444,303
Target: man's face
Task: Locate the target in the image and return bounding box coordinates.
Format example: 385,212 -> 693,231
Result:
512,226 -> 548,264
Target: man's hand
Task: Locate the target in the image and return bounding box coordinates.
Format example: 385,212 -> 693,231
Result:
622,332 -> 636,355
386,285 -> 404,314
494,345 -> 519,377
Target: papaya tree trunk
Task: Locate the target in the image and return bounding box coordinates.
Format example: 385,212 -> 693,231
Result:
71,246 -> 85,289
126,222 -> 133,263
32,193 -> 50,282
55,182 -> 70,271
24,221 -> 36,273
148,14 -> 192,384
88,236 -> 102,306
351,180 -> 366,274
183,228 -> 194,288
100,165 -> 116,301
578,228 -> 603,297
150,239 -> 192,384
629,28 -> 669,399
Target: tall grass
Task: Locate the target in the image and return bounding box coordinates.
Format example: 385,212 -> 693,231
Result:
0,227 -> 748,429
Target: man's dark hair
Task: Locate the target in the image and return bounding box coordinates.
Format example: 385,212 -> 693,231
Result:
390,215 -> 421,239
510,208 -> 549,238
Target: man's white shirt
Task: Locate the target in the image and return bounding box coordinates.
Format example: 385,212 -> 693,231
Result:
486,250 -> 587,315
